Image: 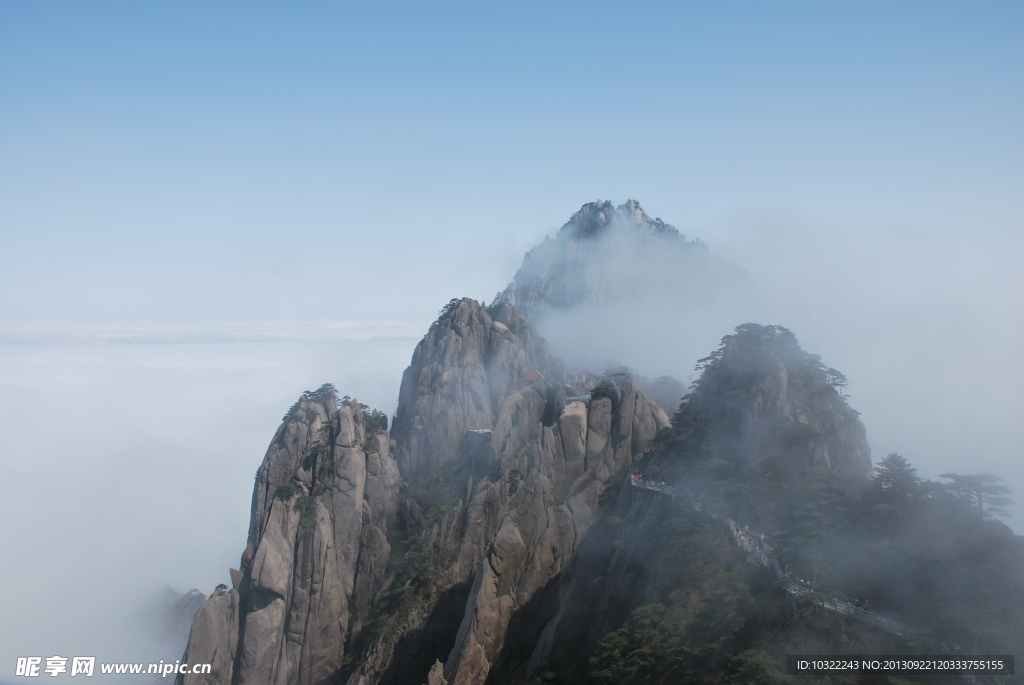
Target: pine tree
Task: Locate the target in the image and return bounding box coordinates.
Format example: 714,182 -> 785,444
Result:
874,453 -> 921,495
939,472 -> 1014,519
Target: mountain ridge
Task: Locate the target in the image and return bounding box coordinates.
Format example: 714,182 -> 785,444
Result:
175,201 -> 1023,685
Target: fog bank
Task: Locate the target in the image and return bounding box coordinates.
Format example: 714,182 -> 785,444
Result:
532,205 -> 1023,509
0,328 -> 418,679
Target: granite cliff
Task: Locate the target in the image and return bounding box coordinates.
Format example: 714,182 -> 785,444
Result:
178,387 -> 399,685
178,299 -> 668,685
390,300 -> 559,482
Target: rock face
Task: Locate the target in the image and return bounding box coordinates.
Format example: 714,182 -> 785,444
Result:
390,300 -> 560,481
179,300 -> 669,685
177,387 -> 400,685
493,199 -> 749,321
441,370 -> 669,685
171,203 -> 1012,683
427,660 -> 447,685
178,587 -> 240,685
178,204 -> 858,685
346,300 -> 669,685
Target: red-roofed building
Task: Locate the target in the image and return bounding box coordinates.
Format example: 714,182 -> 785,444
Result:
523,369 -> 545,381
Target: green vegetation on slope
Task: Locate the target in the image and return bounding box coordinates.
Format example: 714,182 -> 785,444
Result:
537,325 -> 1023,685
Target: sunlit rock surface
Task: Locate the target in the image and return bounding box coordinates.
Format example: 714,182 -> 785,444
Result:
390,300 -> 560,482
175,205 -> 1021,685
178,299 -> 668,685
178,390 -> 399,685
178,587 -> 239,685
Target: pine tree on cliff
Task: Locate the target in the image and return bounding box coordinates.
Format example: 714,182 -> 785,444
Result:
874,453 -> 921,497
939,472 -> 1014,519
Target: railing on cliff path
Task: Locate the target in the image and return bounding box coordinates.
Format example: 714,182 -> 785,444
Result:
629,476 -> 918,641
629,476 -> 677,496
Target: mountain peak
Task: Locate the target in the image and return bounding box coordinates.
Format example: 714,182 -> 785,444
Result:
494,199 -> 738,320
561,199 -> 681,240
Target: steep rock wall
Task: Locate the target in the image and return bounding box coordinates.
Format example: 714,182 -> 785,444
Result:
442,376 -> 669,685
180,302 -> 669,685
178,389 -> 399,685
345,302 -> 668,685
390,299 -> 560,481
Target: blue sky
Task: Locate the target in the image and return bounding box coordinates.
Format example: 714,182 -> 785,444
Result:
2,1 -> 1020,323
1,1 -> 1022,670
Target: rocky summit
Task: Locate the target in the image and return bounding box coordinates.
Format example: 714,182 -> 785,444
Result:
493,199 -> 749,321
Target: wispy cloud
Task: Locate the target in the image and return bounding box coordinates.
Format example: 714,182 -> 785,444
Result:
0,319 -> 429,345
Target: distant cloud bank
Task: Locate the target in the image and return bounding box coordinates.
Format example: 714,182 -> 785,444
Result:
0,320 -> 428,345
